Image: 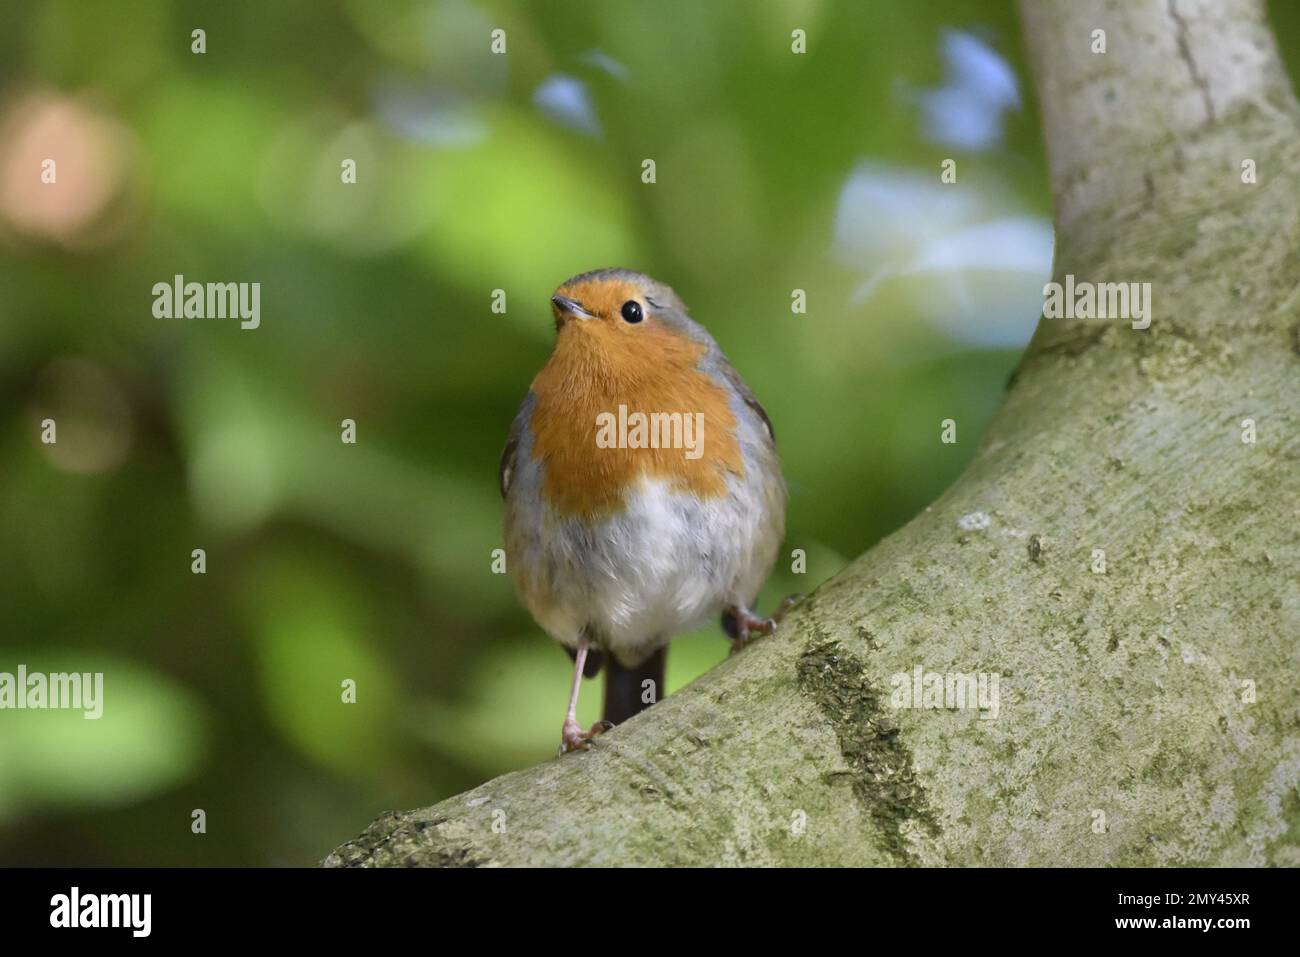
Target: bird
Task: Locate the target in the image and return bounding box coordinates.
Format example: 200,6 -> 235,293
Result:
499,267 -> 789,754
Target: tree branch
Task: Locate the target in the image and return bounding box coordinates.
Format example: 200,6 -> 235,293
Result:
1019,0 -> 1300,252
326,0 -> 1300,867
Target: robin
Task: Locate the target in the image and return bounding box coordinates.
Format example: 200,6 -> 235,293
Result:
500,268 -> 790,754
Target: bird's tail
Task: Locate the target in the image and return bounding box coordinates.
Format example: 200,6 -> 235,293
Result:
602,646 -> 666,725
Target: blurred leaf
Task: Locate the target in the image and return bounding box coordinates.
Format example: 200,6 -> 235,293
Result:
142,78 -> 289,237
0,652 -> 205,820
241,554 -> 399,777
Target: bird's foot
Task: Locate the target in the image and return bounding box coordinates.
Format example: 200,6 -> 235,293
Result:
728,610 -> 775,654
558,717 -> 614,755
722,608 -> 769,655
772,594 -> 802,623
725,595 -> 803,655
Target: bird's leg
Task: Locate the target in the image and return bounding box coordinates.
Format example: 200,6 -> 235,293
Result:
724,594 -> 803,655
559,634 -> 614,755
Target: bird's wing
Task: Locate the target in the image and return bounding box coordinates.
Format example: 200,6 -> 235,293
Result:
499,430 -> 518,499
499,392 -> 535,498
719,362 -> 775,445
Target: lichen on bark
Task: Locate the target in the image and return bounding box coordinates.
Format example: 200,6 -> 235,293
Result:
796,636 -> 940,864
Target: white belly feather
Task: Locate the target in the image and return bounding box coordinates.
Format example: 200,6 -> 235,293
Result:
508,469 -> 783,666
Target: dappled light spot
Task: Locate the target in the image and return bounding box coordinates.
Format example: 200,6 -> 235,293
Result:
31,357 -> 133,475
833,162 -> 1051,348
914,30 -> 1021,151
533,74 -> 602,137
0,91 -> 138,249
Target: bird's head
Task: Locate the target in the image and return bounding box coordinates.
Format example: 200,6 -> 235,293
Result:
549,268 -> 695,339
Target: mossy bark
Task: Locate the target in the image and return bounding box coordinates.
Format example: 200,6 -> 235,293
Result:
325,0 -> 1300,867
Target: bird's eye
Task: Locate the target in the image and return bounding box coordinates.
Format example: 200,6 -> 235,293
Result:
620,300 -> 643,324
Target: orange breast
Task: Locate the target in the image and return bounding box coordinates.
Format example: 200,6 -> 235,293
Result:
528,318 -> 743,518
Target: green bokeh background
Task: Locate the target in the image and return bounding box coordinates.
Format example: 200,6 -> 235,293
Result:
0,0 -> 1295,865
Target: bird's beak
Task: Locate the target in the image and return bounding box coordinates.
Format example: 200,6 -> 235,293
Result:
551,294 -> 595,325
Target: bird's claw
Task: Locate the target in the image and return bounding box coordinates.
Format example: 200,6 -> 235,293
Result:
728,595 -> 803,655
773,594 -> 802,622
728,611 -> 777,655
558,718 -> 614,755
729,618 -> 775,655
